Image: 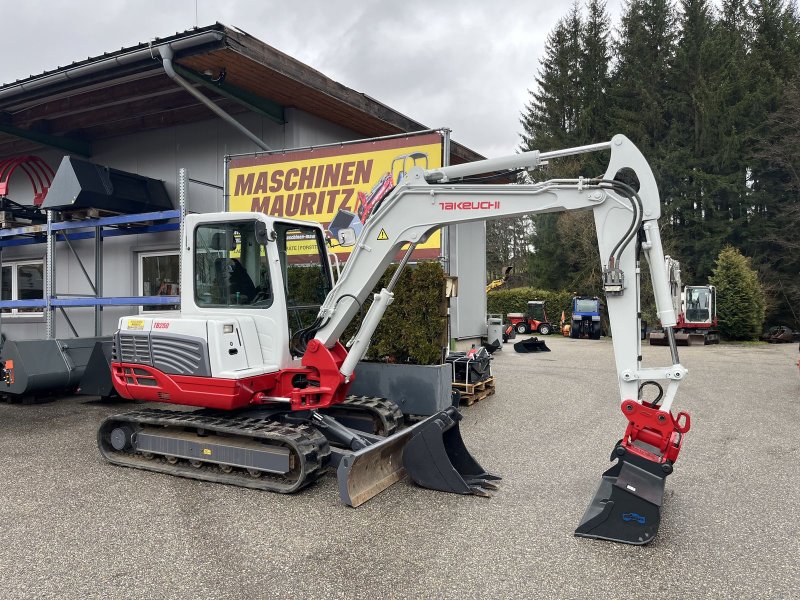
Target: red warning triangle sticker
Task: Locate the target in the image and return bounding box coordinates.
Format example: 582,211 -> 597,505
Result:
377,229 -> 389,240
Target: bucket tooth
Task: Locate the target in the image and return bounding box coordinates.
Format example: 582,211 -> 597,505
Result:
575,444 -> 670,545
402,406 -> 500,496
468,478 -> 500,491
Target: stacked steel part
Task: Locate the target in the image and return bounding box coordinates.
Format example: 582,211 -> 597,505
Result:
0,155 -> 54,207
0,337 -> 110,401
42,156 -> 172,213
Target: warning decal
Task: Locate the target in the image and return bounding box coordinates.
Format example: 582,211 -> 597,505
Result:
127,319 -> 145,331
377,229 -> 389,240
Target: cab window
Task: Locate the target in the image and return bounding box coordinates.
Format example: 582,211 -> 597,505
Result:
275,223 -> 333,333
194,221 -> 272,307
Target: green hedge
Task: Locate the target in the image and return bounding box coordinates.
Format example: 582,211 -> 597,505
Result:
487,287 -> 575,322
344,261 -> 447,365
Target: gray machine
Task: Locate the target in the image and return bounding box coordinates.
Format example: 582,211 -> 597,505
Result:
1,337 -> 110,400
41,156 -> 172,213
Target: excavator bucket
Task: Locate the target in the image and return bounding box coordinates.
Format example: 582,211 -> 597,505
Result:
337,406 -> 499,506
575,444 -> 670,545
513,337 -> 551,353
402,406 -> 500,496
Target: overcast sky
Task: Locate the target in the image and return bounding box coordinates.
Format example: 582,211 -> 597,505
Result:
2,0 -> 625,158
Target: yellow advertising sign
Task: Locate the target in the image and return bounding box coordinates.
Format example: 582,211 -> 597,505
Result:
228,134 -> 443,259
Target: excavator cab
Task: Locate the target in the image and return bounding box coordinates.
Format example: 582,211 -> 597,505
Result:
683,285 -> 714,325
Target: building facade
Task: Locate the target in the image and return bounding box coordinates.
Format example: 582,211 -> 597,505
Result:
0,24 -> 486,344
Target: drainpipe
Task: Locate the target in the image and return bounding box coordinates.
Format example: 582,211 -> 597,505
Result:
159,45 -> 271,151
0,30 -> 225,101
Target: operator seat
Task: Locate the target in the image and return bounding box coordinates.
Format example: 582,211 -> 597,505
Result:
211,231 -> 257,303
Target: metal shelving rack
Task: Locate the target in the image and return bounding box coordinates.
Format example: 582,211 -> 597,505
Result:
0,170 -> 188,339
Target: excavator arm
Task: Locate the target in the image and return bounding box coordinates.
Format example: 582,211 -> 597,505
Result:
304,134 -> 690,544
309,135 -> 685,405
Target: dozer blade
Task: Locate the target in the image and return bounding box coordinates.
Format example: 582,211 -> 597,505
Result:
337,406 -> 499,507
513,337 -> 551,353
337,425 -> 415,508
675,332 -> 691,346
687,333 -> 707,346
575,444 -> 671,545
648,331 -> 668,346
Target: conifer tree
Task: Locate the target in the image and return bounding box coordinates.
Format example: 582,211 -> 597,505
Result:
709,246 -> 766,339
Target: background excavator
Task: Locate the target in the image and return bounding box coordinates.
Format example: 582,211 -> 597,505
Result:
486,265 -> 514,293
649,255 -> 720,346
99,134 -> 690,545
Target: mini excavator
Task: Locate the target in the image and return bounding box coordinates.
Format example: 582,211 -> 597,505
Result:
99,135 -> 690,545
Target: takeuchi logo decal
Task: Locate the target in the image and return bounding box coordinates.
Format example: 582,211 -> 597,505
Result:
439,200 -> 501,210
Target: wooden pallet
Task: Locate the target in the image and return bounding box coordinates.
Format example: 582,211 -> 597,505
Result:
1,220 -> 34,229
61,207 -> 124,221
454,376 -> 496,406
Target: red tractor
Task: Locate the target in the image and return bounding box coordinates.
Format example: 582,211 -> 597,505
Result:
507,300 -> 553,335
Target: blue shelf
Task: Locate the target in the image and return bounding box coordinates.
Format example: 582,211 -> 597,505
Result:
1,208 -> 184,317
50,209 -> 181,232
0,296 -> 180,309
0,222 -> 180,248
51,296 -> 181,307
0,299 -> 47,309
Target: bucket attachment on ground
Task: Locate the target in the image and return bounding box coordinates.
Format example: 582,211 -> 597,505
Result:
402,406 -> 500,496
576,399 -> 690,545
574,443 -> 669,545
337,406 -> 499,507
513,337 -> 550,353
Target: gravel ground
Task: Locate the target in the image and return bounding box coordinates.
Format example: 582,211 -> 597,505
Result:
0,335 -> 798,599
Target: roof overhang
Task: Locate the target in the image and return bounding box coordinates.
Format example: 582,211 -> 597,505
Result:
0,24 -> 483,164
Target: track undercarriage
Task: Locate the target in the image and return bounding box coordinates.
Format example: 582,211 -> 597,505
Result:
98,395 -> 404,494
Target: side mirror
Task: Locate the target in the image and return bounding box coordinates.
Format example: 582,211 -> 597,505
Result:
337,227 -> 357,247
254,220 -> 274,244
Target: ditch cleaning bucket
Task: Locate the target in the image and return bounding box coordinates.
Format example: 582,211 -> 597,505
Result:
513,337 -> 551,353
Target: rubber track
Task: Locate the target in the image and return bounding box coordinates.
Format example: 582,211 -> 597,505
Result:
98,408 -> 331,494
322,395 -> 405,436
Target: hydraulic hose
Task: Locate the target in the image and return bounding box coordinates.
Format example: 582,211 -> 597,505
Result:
595,178 -> 644,268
